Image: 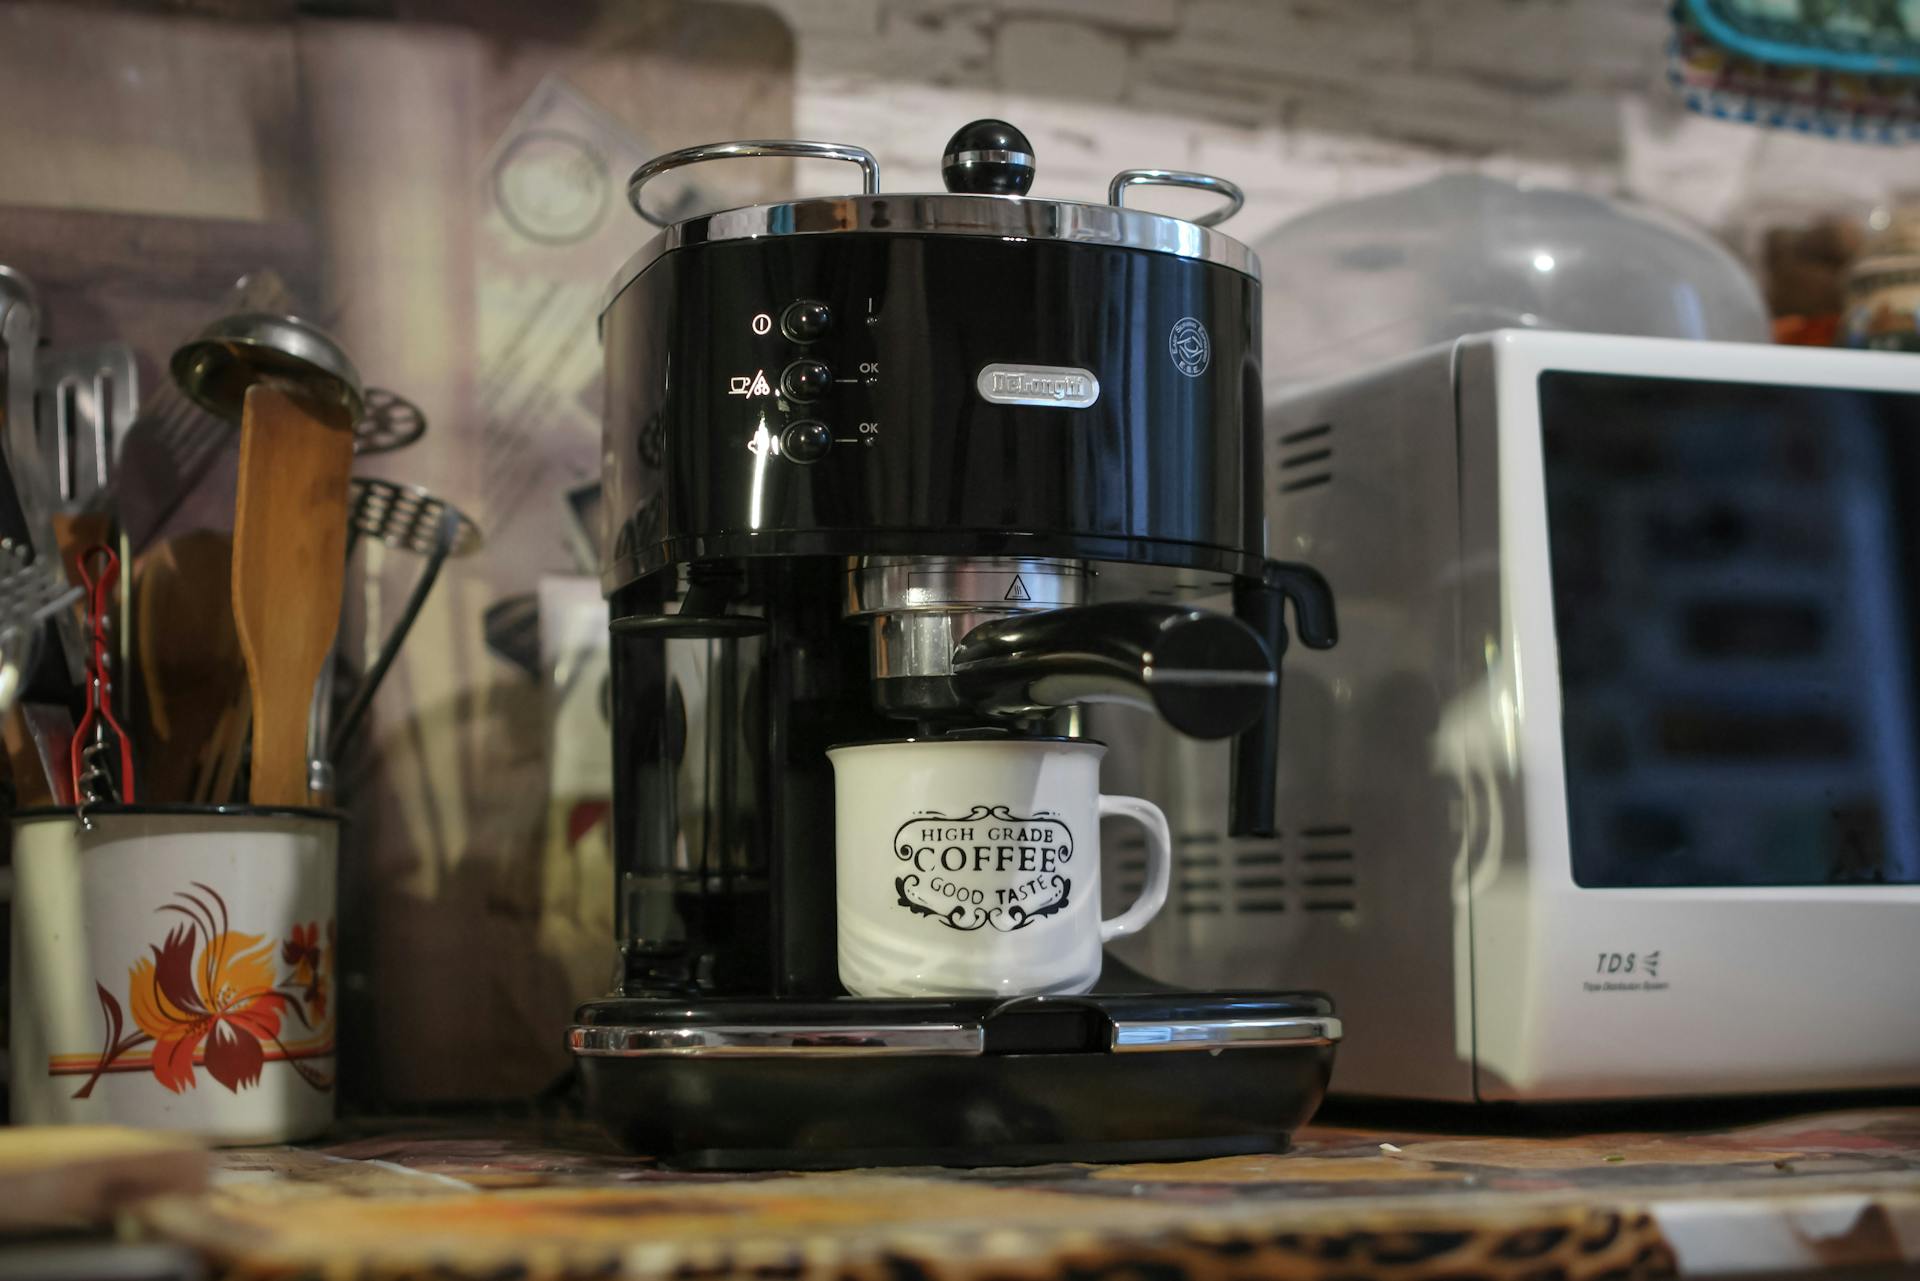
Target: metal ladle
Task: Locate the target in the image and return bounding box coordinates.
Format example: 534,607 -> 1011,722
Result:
170,312 -> 365,426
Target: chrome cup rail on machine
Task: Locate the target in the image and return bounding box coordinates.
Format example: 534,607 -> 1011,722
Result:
1108,170 -> 1245,227
628,140 -> 882,227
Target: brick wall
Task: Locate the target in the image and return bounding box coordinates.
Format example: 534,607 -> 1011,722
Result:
760,0 -> 1915,255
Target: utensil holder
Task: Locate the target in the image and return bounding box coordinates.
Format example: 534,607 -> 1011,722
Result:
8,805 -> 341,1143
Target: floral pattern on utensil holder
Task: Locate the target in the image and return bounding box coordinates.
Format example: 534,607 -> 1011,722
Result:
59,884 -> 335,1098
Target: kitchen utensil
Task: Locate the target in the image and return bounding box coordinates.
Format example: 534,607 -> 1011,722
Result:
34,343 -> 138,513
572,119 -> 1340,1168
134,532 -> 244,804
0,543 -> 82,717
35,342 -> 137,712
112,272 -> 298,554
13,702 -> 75,807
171,314 -> 364,427
69,544 -> 133,807
9,806 -> 340,1142
198,700 -> 250,806
230,384 -> 357,807
1115,330 -> 1920,1105
0,266 -> 52,553
0,266 -> 83,689
4,707 -> 52,807
171,314 -> 362,807
352,387 -> 427,456
328,479 -> 480,756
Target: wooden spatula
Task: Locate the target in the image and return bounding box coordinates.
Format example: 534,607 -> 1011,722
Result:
135,531 -> 246,803
231,383 -> 354,806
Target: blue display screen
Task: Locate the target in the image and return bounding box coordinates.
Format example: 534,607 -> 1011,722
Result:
1540,370 -> 1920,888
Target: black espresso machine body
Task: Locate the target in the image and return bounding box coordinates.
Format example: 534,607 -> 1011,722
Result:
576,125 -> 1341,1167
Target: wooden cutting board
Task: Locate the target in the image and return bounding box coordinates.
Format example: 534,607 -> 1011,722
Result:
0,1125 -> 207,1231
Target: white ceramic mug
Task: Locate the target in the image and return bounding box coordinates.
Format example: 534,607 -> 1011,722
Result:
829,737 -> 1171,998
9,806 -> 340,1144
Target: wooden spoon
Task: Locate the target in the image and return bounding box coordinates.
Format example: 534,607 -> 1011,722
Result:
192,695 -> 250,805
134,530 -> 245,803
231,382 -> 354,806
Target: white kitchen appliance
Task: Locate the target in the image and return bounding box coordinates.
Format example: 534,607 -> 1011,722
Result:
1101,330 -> 1920,1102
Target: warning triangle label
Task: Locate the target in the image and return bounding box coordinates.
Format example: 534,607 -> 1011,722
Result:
1004,575 -> 1031,602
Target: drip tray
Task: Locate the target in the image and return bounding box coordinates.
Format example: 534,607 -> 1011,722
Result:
570,991 -> 1339,1169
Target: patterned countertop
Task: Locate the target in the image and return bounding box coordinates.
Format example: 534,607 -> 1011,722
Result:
135,1106 -> 1920,1280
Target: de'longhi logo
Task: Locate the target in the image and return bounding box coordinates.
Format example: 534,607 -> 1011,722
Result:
1170,317 -> 1210,377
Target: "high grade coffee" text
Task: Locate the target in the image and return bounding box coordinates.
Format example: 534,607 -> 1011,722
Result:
898,823 -> 1070,874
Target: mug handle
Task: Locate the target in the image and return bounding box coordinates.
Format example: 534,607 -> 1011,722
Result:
1098,794 -> 1172,943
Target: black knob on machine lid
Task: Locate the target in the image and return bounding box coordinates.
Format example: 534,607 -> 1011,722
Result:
941,120 -> 1035,196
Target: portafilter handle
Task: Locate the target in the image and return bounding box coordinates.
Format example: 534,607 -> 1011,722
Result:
949,602 -> 1275,741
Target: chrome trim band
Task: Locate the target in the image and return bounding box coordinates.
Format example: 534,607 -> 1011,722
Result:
1111,1015 -> 1342,1052
569,1023 -> 984,1058
846,555 -> 1088,618
943,148 -> 1036,169
1141,668 -> 1278,688
600,193 -> 1259,322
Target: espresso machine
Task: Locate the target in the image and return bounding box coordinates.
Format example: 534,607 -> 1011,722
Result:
571,121 -> 1341,1168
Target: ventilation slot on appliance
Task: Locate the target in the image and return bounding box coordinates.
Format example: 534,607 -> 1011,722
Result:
1177,849 -> 1225,913
1298,824 -> 1356,913
1235,862 -> 1288,914
1216,844 -> 1284,916
1276,422 -> 1333,495
1177,834 -> 1222,870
